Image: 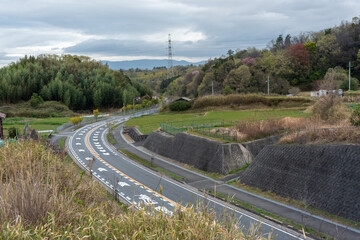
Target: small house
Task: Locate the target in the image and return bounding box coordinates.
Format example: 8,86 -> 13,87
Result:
0,112 -> 6,139
174,97 -> 192,102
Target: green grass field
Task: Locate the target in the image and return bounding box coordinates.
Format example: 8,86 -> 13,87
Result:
2,117 -> 70,136
126,109 -> 311,134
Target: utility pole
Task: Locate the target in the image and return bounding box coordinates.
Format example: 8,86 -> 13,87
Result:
167,34 -> 173,80
212,81 -> 214,95
349,61 -> 351,91
267,75 -> 270,95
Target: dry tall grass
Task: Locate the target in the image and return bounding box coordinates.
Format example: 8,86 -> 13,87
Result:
0,140 -> 270,239
235,117 -> 312,140
312,94 -> 351,123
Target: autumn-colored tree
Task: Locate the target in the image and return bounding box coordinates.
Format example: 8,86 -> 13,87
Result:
93,109 -> 99,121
286,43 -> 311,71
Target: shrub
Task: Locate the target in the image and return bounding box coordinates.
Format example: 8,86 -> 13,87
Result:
350,104 -> 360,126
192,94 -> 311,109
169,101 -> 192,111
29,93 -> 44,108
93,109 -> 99,120
288,87 -> 300,96
312,95 -> 350,123
7,127 -> 19,138
70,116 -> 83,125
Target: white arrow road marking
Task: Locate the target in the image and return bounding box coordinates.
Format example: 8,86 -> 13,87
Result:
85,157 -> 93,161
76,143 -> 81,145
79,134 -> 83,136
103,153 -> 110,155
118,182 -> 130,187
137,194 -> 158,205
97,147 -> 103,149
155,206 -> 173,216
79,149 -> 85,152
100,150 -> 106,152
94,142 -> 99,144
76,137 -> 81,140
98,168 -> 108,172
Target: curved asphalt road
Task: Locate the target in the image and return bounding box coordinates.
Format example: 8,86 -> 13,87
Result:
68,113 -> 306,240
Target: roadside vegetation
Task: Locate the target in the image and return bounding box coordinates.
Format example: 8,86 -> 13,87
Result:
0,140 -> 269,239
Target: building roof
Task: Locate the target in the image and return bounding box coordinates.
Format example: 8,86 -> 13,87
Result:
174,97 -> 192,102
0,112 -> 6,119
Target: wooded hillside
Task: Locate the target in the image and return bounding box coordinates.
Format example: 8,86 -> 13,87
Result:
127,17 -> 360,98
0,55 -> 152,110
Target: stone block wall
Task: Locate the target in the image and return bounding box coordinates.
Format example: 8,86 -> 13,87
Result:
238,145 -> 360,222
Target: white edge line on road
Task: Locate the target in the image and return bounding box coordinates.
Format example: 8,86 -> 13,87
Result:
68,112 -> 303,239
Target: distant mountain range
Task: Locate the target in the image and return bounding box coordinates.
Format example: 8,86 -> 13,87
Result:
102,59 -> 206,70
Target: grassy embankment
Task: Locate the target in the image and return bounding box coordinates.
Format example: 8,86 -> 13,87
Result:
0,140 -> 268,239
125,109 -> 311,135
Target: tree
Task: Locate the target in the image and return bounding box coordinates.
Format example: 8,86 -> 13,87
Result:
223,65 -> 252,93
340,78 -> 359,91
93,109 -> 99,121
286,43 -> 311,71
288,87 -> 300,95
315,66 -> 347,90
29,93 -> 44,107
70,116 -> 83,125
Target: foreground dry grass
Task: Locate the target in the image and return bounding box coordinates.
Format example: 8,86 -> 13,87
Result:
0,140 -> 270,239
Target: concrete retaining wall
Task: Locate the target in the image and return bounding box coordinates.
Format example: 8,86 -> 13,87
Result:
238,145 -> 360,222
124,127 -> 148,142
143,131 -> 253,174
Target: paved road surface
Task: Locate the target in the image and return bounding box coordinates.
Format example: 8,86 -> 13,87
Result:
67,114 -> 305,240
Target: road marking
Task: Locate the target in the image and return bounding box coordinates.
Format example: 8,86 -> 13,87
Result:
103,153 -> 110,155
137,194 -> 158,205
84,124 -> 181,210
98,168 -> 108,172
155,206 -> 173,216
76,137 -> 81,140
79,149 -> 85,152
76,143 -> 81,145
118,182 -> 130,187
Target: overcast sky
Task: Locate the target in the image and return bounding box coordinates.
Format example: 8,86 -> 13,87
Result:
0,0 -> 359,67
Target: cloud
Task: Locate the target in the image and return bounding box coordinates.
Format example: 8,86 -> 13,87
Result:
0,0 -> 359,66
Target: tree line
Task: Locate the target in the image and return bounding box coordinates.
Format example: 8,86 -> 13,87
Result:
0,55 -> 152,110
126,17 -> 360,97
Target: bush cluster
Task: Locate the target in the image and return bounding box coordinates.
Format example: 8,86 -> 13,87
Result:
169,101 -> 192,111
192,94 -> 311,109
350,104 -> 360,126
